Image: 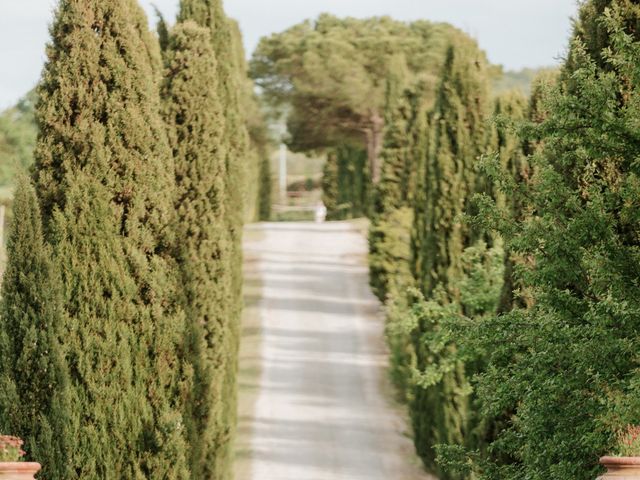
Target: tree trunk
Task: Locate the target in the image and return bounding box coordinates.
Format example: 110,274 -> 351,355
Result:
366,111 -> 385,184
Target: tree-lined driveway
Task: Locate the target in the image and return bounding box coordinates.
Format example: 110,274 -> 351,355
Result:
239,221 -> 433,480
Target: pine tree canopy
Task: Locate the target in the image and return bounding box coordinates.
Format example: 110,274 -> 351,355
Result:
250,16 -> 465,183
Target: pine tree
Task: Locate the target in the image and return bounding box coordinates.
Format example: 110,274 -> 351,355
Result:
30,0 -> 188,477
409,36 -> 491,476
0,177 -> 73,479
162,20 -> 230,478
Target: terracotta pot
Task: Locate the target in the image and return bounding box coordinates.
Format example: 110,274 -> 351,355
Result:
599,457 -> 640,479
0,462 -> 41,480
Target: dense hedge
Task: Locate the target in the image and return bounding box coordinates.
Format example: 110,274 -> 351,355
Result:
369,71 -> 430,302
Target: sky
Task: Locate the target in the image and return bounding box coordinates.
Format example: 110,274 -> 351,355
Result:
0,0 -> 577,109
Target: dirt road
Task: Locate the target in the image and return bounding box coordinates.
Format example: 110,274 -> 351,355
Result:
238,221 -> 433,480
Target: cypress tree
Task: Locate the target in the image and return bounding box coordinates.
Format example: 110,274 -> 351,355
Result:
161,20 -> 229,478
257,155 -> 272,221
461,2 -> 640,478
177,1 -> 249,476
483,91 -> 529,313
409,36 -> 491,476
373,55 -> 415,217
342,145 -> 371,218
30,0 -> 188,477
321,145 -> 371,220
229,18 -> 270,223
488,74 -> 558,315
413,40 -> 491,298
322,151 -> 340,220
323,145 -> 371,220
178,0 -> 248,261
369,74 -> 430,301
0,177 -> 73,479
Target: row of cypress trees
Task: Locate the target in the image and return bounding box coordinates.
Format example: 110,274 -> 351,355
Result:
0,0 -> 267,478
370,0 -> 640,479
321,145 -> 372,220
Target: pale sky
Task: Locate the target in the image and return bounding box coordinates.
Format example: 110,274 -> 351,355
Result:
0,0 -> 577,109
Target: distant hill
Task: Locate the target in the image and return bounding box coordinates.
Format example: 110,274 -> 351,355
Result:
493,67 -> 557,96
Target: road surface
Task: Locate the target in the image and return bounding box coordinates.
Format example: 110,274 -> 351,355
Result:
239,221 -> 433,480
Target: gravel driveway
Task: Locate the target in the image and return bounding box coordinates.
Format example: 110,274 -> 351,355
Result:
239,221 -> 434,480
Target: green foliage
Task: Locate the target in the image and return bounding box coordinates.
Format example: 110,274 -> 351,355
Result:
448,3 -> 640,478
401,34 -> 493,477
375,82 -> 420,215
25,0 -> 189,477
482,90 -> 530,313
229,19 -> 272,224
385,289 -> 419,401
321,145 -> 371,220
251,15 -> 463,184
412,39 -> 491,297
369,207 -> 414,301
0,91 -> 37,187
178,1 -> 254,476
410,245 -> 503,479
0,178 -> 72,478
369,71 -> 431,302
162,20 -> 230,479
385,241 -> 504,479
321,151 -> 340,217
257,154 -> 272,221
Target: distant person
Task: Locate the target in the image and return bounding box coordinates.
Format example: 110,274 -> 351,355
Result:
315,202 -> 327,223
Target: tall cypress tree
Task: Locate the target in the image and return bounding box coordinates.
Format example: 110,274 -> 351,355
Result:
30,0 -> 188,477
229,18 -> 270,223
177,2 -> 248,477
178,0 -> 248,283
409,36 -> 491,476
322,145 -> 371,220
162,20 -> 230,478
461,2 -> 640,478
257,154 -> 272,221
413,40 -> 491,298
0,177 -> 73,479
369,72 -> 430,302
322,151 -> 340,219
483,91 -> 529,314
